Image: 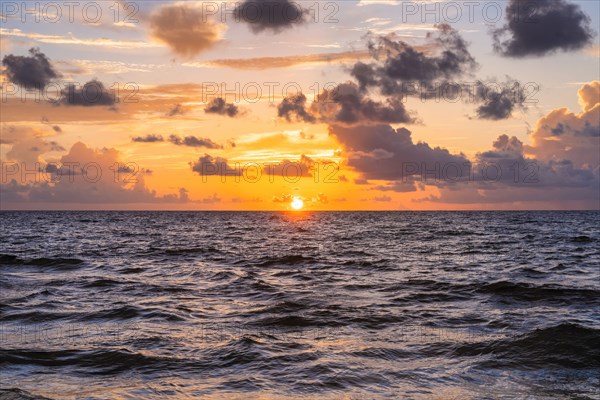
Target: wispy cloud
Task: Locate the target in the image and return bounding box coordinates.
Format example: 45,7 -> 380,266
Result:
184,50 -> 371,70
56,60 -> 164,75
357,0 -> 401,6
0,28 -> 159,49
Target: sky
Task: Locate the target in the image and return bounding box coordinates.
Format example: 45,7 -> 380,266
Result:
0,0 -> 599,210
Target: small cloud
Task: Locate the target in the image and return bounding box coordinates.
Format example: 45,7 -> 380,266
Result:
57,80 -> 117,107
273,193 -> 293,203
132,134 -> 164,143
190,154 -> 241,176
492,0 -> 595,57
198,193 -> 221,204
149,4 -> 226,58
2,47 -> 60,90
373,195 -> 392,202
204,97 -> 239,117
166,104 -> 185,117
235,0 -> 308,34
169,135 -> 222,149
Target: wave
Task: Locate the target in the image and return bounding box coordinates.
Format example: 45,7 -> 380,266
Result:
0,389 -> 53,400
80,278 -> 125,288
77,305 -> 186,322
163,247 -> 220,256
0,348 -> 177,374
0,254 -> 84,270
254,255 -> 315,267
377,279 -> 600,305
454,323 -> 600,369
571,235 -> 594,243
477,281 -> 600,304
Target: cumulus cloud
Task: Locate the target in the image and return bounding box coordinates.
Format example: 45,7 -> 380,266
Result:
311,83 -> 416,124
234,0 -> 307,33
525,81 -> 599,168
0,141 -> 189,204
329,124 -> 469,181
132,134 -> 164,143
204,97 -> 239,117
2,125 -> 65,166
277,83 -> 416,125
423,132 -> 598,206
263,155 -> 315,177
190,154 -> 241,176
473,79 -> 528,120
168,135 -> 223,149
57,80 -> 117,107
149,3 -> 226,58
419,82 -> 598,207
331,84 -> 598,204
2,48 -> 60,89
578,81 -> 600,112
277,93 -> 316,123
492,0 -> 595,57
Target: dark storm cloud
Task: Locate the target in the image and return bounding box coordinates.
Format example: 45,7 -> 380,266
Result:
475,95 -> 517,120
313,83 -> 416,124
168,135 -> 223,149
473,80 -> 528,120
2,48 -> 60,90
277,83 -> 416,125
350,62 -> 378,92
234,0 -> 307,34
132,134 -> 164,143
275,25 -> 482,126
329,124 -> 469,181
190,154 -> 242,176
277,93 -> 316,123
58,80 -> 116,107
352,24 -> 478,94
344,25 -> 534,121
492,0 -> 595,57
204,97 -> 239,117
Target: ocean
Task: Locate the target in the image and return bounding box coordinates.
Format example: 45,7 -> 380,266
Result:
1,211 -> 599,399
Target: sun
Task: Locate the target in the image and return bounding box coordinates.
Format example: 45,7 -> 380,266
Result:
291,197 -> 304,210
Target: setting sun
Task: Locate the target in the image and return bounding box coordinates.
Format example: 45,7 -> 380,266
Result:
291,197 -> 304,210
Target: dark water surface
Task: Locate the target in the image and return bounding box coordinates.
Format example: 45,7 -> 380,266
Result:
1,211 -> 599,399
